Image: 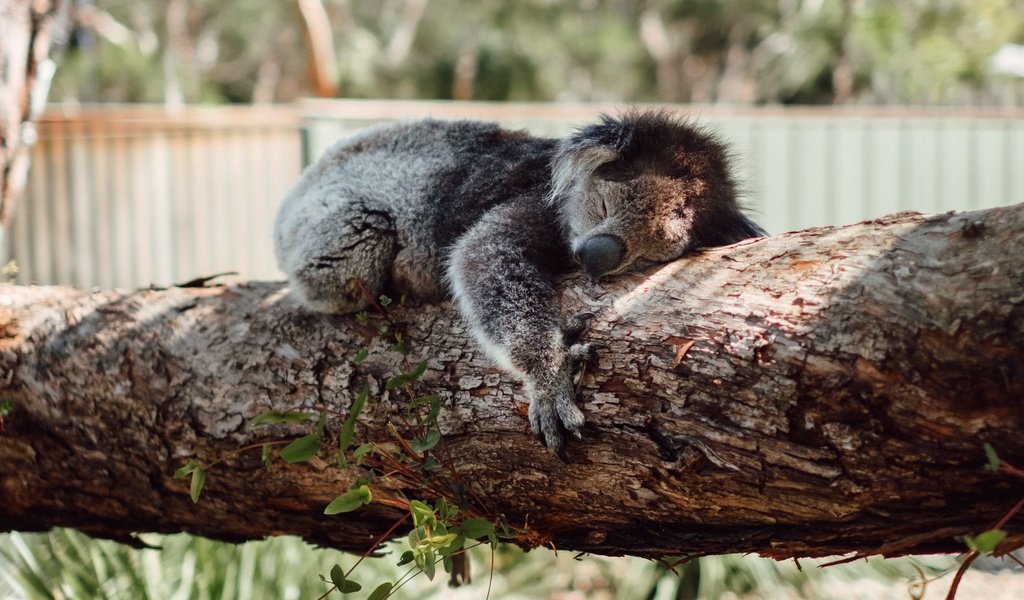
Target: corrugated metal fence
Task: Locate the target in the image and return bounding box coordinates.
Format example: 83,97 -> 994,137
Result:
7,106 -> 302,288
7,101 -> 1024,289
301,100 -> 1024,237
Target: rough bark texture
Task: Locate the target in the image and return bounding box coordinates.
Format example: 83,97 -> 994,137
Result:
2,205 -> 1023,560
0,0 -> 66,229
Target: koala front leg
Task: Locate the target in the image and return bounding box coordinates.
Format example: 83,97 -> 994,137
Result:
448,201 -> 587,458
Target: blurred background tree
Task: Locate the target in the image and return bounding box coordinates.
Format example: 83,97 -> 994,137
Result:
49,0 -> 1024,107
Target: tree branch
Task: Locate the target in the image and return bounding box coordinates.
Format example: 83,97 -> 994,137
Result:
1,204 -> 1023,560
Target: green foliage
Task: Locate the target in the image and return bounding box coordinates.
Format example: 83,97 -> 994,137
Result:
367,582 -> 394,600
173,460 -> 206,503
0,528 -> 963,600
328,564 -> 362,593
48,0 -> 1024,106
338,389 -> 369,467
279,433 -> 321,464
984,442 -> 1001,471
1,260 -> 17,282
965,529 -> 1007,554
410,430 -> 440,453
279,411 -> 328,463
385,361 -> 428,390
324,485 -> 372,515
459,518 -> 496,542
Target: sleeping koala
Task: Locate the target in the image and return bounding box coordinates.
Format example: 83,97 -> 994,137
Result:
274,111 -> 765,457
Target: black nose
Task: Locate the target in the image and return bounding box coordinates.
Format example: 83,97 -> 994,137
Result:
575,235 -> 625,278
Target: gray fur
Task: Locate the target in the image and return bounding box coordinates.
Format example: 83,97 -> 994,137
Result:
274,111 -> 765,458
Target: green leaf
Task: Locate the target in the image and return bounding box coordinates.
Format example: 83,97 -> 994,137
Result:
385,374 -> 409,391
280,433 -> 320,463
338,579 -> 361,593
324,485 -> 372,515
408,526 -> 425,548
984,443 -> 1001,471
352,443 -> 374,465
339,389 -> 369,451
967,529 -> 1007,553
355,311 -> 369,324
248,410 -> 316,426
438,534 -> 465,557
353,349 -> 369,364
459,518 -> 495,540
0,398 -> 11,417
422,549 -> 436,581
315,411 -> 328,437
409,500 -> 435,527
397,550 -> 414,566
442,555 -> 453,574
425,396 -> 443,425
418,456 -> 439,472
434,497 -> 450,520
408,361 -> 428,381
411,430 -> 441,452
428,533 -> 458,549
329,564 -> 345,589
261,443 -> 273,467
379,294 -> 393,307
174,460 -> 201,479
189,466 -> 206,503
367,582 -> 393,600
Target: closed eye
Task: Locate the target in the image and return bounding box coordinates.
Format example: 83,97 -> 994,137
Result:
599,197 -> 608,219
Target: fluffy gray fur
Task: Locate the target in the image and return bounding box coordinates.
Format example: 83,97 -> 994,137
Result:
274,111 -> 765,458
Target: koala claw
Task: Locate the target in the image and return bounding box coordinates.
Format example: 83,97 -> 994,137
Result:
529,374 -> 586,460
567,342 -> 599,372
562,312 -> 596,345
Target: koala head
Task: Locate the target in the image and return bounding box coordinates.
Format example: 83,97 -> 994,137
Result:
550,110 -> 765,279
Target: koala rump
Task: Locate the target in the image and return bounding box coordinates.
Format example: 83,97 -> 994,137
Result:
275,110 -> 764,458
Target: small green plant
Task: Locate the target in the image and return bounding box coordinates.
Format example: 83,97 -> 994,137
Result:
1,260 -> 17,282
176,290 -> 518,599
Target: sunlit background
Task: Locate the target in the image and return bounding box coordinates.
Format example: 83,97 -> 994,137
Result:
2,0 -> 1023,598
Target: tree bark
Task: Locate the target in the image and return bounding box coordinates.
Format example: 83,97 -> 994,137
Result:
2,204 -> 1023,560
0,0 -> 66,235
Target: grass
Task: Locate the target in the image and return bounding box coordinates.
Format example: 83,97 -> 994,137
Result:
0,528 -> 957,600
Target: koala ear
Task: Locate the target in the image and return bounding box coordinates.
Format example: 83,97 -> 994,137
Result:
550,114 -> 636,203
549,144 -> 618,203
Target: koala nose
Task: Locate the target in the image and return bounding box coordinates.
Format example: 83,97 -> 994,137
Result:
575,235 -> 625,278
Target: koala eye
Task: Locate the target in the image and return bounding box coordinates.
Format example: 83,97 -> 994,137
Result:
598,197 -> 608,218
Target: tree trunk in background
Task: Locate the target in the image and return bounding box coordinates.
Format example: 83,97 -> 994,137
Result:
295,0 -> 338,98
1,205 -> 1023,560
0,0 -> 66,242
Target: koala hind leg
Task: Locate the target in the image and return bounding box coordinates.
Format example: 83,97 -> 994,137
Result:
278,200 -> 397,314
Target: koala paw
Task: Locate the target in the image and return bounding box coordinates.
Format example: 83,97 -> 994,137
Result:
528,367 -> 587,461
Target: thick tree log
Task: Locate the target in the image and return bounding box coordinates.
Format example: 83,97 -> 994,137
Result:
2,204 -> 1023,560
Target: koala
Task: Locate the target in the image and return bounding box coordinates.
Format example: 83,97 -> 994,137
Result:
274,111 -> 765,458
